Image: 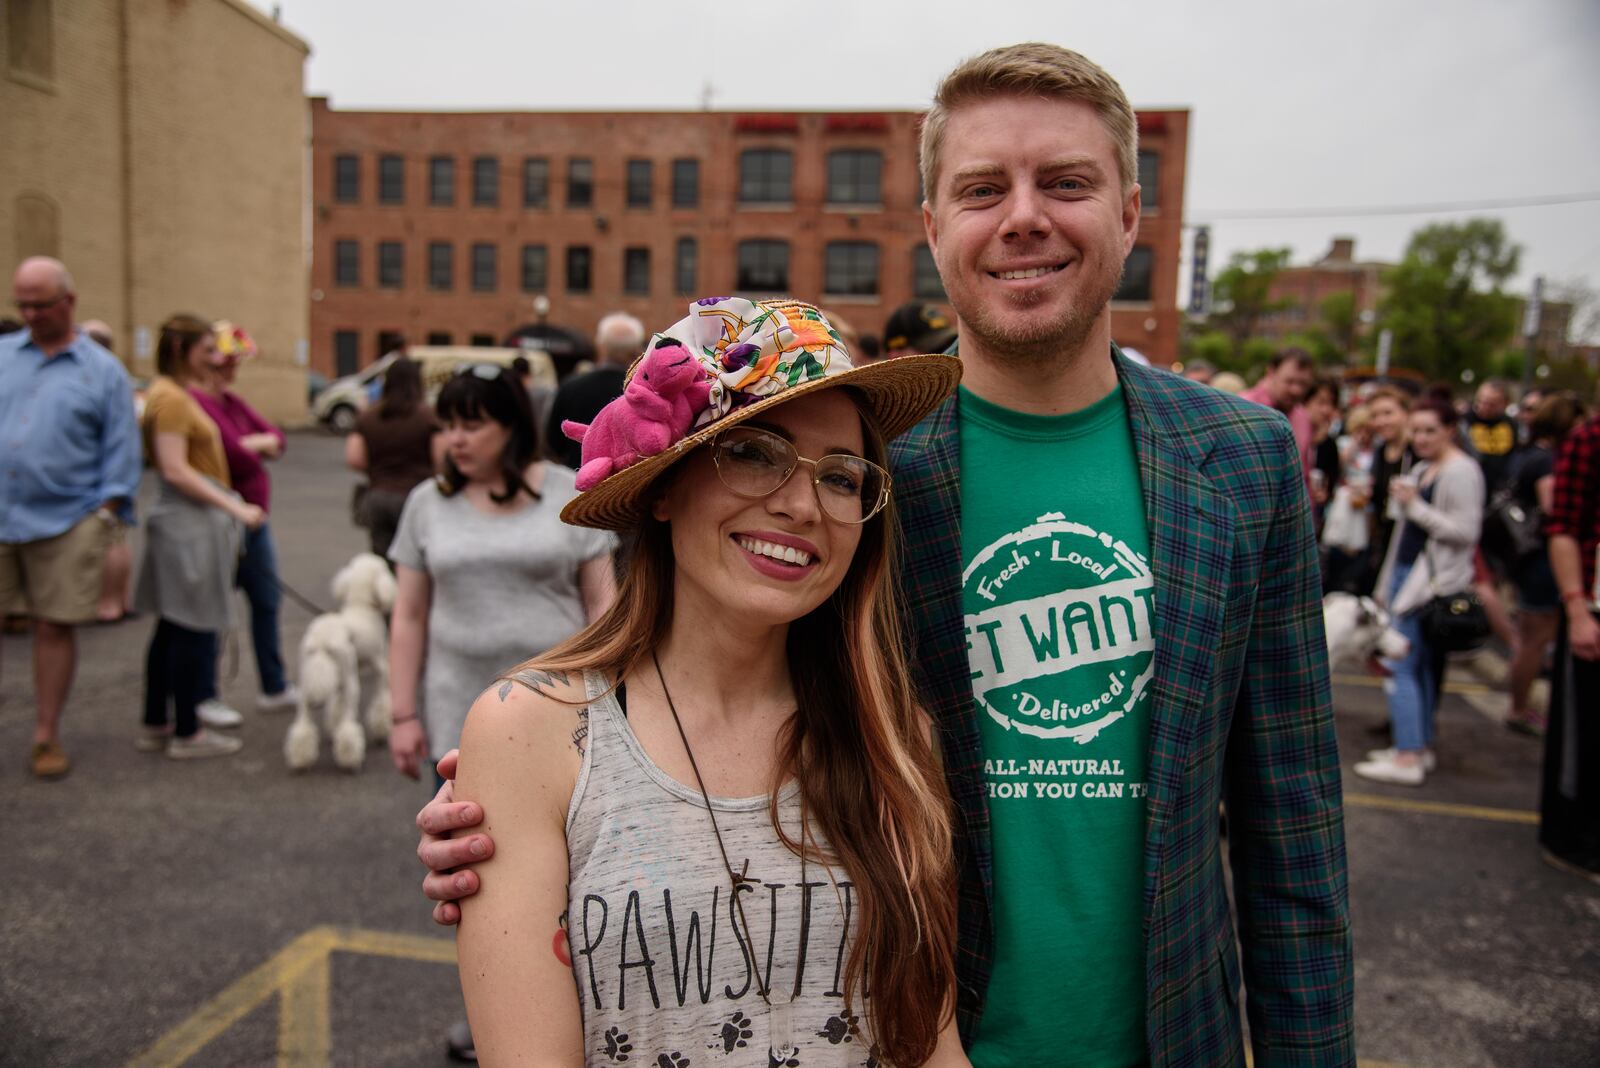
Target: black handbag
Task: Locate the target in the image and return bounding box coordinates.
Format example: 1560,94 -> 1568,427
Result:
1420,541 -> 1492,652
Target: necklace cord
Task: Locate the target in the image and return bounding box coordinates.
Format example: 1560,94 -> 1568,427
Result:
650,650 -> 806,1005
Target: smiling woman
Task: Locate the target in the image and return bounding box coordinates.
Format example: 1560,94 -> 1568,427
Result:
447,298 -> 970,1067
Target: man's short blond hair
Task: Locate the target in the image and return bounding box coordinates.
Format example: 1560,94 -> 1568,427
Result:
919,42 -> 1138,204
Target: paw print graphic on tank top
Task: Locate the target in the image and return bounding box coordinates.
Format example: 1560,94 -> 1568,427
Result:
766,1052 -> 800,1068
657,1054 -> 691,1068
600,1025 -> 632,1062
710,1011 -> 753,1053
816,1009 -> 861,1045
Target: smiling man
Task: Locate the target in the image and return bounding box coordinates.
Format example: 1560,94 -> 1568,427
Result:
415,43 -> 1353,1068
892,44 -> 1352,1067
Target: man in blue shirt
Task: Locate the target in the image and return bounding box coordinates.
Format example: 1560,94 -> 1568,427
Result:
0,257 -> 141,779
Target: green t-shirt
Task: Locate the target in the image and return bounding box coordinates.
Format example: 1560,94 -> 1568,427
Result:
960,383 -> 1153,1068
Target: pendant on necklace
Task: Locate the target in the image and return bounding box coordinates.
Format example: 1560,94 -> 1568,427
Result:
767,991 -> 797,1062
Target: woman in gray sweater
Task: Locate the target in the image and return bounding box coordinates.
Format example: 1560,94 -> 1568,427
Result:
1358,396 -> 1485,786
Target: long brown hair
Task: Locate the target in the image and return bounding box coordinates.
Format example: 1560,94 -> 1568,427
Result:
521,399 -> 957,1064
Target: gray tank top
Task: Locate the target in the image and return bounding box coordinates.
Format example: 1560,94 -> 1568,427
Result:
560,669 -> 877,1067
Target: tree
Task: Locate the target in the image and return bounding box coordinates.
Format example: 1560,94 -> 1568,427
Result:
1375,219 -> 1521,382
1210,248 -> 1295,352
1318,291 -> 1360,358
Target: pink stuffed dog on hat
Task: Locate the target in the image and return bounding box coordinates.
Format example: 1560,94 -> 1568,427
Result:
562,338 -> 713,490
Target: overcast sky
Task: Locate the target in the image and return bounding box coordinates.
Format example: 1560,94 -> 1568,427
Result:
267,0 -> 1600,334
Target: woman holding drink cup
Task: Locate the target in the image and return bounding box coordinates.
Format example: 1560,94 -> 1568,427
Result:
1357,397 -> 1485,786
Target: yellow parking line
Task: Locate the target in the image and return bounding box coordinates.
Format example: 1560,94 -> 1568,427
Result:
329,926 -> 456,964
277,949 -> 330,1068
1346,792 -> 1539,825
126,926 -> 337,1068
1332,672 -> 1494,695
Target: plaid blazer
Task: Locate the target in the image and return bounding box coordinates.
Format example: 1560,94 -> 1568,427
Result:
891,350 -> 1355,1067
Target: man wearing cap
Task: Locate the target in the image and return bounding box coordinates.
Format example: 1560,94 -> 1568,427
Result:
883,299 -> 958,358
1,257 -> 141,778
416,43 -> 1352,1067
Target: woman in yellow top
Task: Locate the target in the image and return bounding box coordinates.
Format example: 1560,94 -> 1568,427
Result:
133,314 -> 265,759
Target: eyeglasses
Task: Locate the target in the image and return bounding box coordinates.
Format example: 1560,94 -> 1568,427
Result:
14,294 -> 68,314
711,426 -> 890,525
454,363 -> 506,381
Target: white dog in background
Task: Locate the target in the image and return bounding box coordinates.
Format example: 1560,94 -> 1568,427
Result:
285,553 -> 396,772
1322,591 -> 1411,670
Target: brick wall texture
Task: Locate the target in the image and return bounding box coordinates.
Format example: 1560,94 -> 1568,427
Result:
310,103 -> 1188,376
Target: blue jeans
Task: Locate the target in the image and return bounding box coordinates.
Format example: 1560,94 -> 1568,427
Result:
198,523 -> 288,700
1384,561 -> 1439,751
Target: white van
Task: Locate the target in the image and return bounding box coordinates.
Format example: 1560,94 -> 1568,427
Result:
310,346 -> 553,432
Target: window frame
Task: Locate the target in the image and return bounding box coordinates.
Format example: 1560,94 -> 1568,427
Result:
671,158 -> 700,209
427,242 -> 453,291
825,149 -> 883,206
912,244 -> 946,301
567,158 -> 594,209
674,237 -> 698,296
333,239 -> 360,287
429,156 -> 456,206
520,244 -> 548,293
376,241 -> 403,289
334,155 -> 360,204
623,246 -> 651,296
522,157 -> 550,209
736,239 -> 790,293
470,242 -> 497,293
625,159 -> 653,209
378,154 -> 405,205
823,241 -> 880,297
1113,245 -> 1154,304
472,156 -> 500,208
1137,150 -> 1160,213
738,149 -> 794,205
566,245 -> 593,294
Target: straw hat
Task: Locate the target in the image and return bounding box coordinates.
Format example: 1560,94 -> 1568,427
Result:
560,297 -> 961,530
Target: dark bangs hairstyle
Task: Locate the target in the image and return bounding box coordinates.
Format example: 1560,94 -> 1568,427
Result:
516,389 -> 958,1065
435,364 -> 539,504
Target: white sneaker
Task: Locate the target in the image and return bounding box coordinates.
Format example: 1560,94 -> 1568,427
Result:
256,685 -> 298,713
1365,746 -> 1437,773
1354,750 -> 1426,786
198,698 -> 243,729
167,730 -> 244,760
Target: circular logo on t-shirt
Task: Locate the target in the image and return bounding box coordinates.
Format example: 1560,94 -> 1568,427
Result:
963,512 -> 1155,745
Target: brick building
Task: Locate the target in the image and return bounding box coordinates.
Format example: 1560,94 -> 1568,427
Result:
1255,237 -> 1387,346
309,102 -> 1188,377
1,0 -> 309,423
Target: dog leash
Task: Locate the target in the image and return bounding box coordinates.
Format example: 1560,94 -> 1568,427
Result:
274,575 -> 329,618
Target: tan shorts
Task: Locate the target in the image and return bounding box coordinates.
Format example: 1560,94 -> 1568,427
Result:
0,511 -> 121,624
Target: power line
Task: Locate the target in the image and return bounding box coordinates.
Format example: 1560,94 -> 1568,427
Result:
1190,191 -> 1600,223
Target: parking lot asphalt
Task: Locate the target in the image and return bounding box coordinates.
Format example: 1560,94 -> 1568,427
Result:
2,431 -> 1596,1066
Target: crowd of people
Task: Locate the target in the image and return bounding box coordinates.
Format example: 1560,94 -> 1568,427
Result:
4,37 -> 1599,1068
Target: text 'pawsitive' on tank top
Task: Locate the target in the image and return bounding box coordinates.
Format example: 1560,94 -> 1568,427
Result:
548,668 -> 878,1067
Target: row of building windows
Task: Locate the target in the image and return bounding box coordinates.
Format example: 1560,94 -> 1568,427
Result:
330,237 -> 1155,303
332,148 -> 1164,211
330,238 -> 960,300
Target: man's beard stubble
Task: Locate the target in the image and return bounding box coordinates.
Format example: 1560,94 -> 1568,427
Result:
954,258 -> 1124,370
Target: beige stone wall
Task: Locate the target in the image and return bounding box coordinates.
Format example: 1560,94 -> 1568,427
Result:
1,1 -> 129,337
1,0 -> 310,425
123,0 -> 310,424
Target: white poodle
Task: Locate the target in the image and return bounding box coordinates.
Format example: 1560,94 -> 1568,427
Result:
1322,591 -> 1411,671
285,553 -> 397,772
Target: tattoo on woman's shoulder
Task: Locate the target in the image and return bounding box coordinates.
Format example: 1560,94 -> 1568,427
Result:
495,668 -> 571,702
571,705 -> 590,756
